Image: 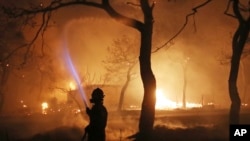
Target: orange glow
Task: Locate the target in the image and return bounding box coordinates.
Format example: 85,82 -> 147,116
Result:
69,81 -> 76,90
155,89 -> 177,110
155,89 -> 202,110
41,102 -> 48,114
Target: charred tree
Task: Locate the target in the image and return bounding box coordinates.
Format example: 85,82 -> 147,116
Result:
135,2 -> 156,140
104,1 -> 157,138
228,0 -> 250,124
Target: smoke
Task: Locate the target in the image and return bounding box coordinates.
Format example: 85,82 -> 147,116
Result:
106,113 -> 139,141
155,118 -> 214,130
1,109 -> 239,141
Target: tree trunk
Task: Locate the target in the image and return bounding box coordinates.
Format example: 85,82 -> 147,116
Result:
229,0 -> 250,124
239,61 -> 247,104
117,63 -> 135,111
182,63 -> 187,109
137,4 -> 156,140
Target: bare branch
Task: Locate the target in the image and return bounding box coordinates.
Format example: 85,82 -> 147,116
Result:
126,1 -> 141,7
225,0 -> 250,19
1,11 -> 51,66
233,0 -> 245,23
152,0 -> 212,53
40,11 -> 52,57
53,86 -> 68,93
224,0 -> 237,18
2,0 -> 144,65
103,35 -> 138,85
1,44 -> 27,62
3,0 -> 143,31
3,1 -> 99,18
102,0 -> 143,31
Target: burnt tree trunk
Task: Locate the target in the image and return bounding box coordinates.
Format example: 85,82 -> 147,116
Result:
137,1 -> 156,140
229,0 -> 250,124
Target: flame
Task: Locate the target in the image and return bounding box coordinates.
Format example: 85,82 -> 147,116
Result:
41,102 -> 48,114
155,89 -> 202,110
69,81 -> 76,90
156,89 -> 176,109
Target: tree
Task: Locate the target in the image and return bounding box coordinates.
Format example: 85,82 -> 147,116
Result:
217,39 -> 250,108
3,1 -> 156,139
2,0 -> 212,140
104,35 -> 138,111
0,4 -> 60,113
182,57 -> 190,109
225,0 -> 250,124
223,58 -> 250,103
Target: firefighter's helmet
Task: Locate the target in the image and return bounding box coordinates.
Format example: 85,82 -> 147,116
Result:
90,88 -> 105,103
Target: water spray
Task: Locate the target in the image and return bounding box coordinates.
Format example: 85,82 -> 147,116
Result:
62,40 -> 89,108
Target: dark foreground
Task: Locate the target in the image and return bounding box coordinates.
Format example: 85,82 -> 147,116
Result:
1,108 -> 250,141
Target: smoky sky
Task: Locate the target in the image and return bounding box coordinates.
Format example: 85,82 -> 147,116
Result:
1,0 -> 250,112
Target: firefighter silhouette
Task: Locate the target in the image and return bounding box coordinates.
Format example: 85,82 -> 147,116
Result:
82,88 -> 108,141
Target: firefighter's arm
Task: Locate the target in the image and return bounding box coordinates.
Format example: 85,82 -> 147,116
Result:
86,107 -> 91,115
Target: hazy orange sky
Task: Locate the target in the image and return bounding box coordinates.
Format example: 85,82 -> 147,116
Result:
1,0 -> 250,111
51,0 -> 247,107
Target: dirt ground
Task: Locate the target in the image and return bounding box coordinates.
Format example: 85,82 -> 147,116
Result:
1,108 -> 250,141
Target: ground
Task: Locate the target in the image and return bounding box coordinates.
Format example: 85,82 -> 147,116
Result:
0,108 -> 250,141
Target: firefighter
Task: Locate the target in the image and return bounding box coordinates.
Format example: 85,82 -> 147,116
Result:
82,88 -> 108,141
